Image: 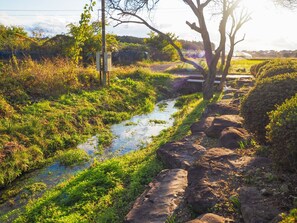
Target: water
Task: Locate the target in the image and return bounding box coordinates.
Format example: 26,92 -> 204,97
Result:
0,99 -> 178,221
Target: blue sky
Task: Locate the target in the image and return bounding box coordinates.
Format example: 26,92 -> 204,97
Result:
1,0 -> 297,51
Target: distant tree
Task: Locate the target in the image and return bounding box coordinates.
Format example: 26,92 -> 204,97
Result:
116,36 -> 145,44
145,32 -> 181,61
67,1 -> 118,64
274,0 -> 297,7
0,25 -> 31,54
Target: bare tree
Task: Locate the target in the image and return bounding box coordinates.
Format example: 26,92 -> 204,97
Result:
219,9 -> 251,90
274,0 -> 297,8
107,0 -> 243,100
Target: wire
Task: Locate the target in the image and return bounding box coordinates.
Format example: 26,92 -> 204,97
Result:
0,9 -> 83,11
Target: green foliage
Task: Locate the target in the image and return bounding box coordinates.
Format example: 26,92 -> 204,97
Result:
0,143 -> 44,186
66,1 -> 118,64
14,92 -> 214,223
0,58 -> 100,102
281,209 -> 297,223
145,32 -> 181,61
0,95 -> 15,118
0,24 -> 31,53
250,60 -> 270,77
254,59 -> 297,78
257,61 -> 297,81
241,73 -> 297,143
0,61 -> 174,188
56,149 -> 90,166
67,0 -> 96,64
266,93 -> 297,171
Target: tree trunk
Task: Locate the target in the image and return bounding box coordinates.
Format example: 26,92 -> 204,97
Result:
203,65 -> 217,100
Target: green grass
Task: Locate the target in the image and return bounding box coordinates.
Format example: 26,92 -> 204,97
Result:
0,61 -> 175,189
11,92 -> 219,223
165,59 -> 266,75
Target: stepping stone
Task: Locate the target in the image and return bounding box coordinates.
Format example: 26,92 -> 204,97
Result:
205,115 -> 243,138
186,148 -> 240,214
157,137 -> 206,170
239,186 -> 281,223
125,169 -> 188,223
203,102 -> 239,117
219,127 -> 251,149
190,117 -> 214,134
186,213 -> 233,223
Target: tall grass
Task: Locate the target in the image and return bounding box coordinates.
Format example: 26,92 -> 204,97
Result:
0,59 -> 174,188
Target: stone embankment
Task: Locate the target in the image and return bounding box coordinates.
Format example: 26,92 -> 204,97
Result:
125,78 -> 282,223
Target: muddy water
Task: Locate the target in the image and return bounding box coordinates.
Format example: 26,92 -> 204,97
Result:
0,99 -> 178,221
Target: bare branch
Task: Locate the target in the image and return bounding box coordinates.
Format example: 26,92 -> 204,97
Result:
234,34 -> 246,45
201,0 -> 212,8
186,21 -> 202,33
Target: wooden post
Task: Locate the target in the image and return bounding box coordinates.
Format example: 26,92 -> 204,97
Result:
101,0 -> 106,86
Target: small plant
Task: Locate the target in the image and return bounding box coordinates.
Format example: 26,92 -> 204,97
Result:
56,149 -> 90,166
229,195 -> 241,210
165,214 -> 177,223
149,119 -> 167,124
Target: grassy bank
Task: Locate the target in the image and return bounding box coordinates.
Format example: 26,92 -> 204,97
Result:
0,59 -> 174,189
7,92 -> 219,223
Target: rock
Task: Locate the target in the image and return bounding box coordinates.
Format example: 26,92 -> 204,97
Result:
186,148 -> 240,214
230,98 -> 241,106
125,169 -> 188,223
157,138 -> 206,170
239,186 -> 281,223
203,103 -> 239,117
186,213 -> 230,223
221,94 -> 233,100
186,220 -> 204,223
205,115 -> 243,138
190,117 -> 214,134
219,127 -> 251,149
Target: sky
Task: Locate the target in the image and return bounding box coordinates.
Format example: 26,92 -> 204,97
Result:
0,0 -> 297,51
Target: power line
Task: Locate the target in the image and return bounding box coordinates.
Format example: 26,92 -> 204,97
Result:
0,9 -> 83,11
0,15 -> 81,17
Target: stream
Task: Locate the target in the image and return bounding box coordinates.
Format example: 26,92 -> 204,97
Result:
0,99 -> 178,221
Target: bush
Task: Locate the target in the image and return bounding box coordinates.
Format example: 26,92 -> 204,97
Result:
266,93 -> 297,171
56,149 -> 90,166
241,73 -> 297,143
0,95 -> 14,118
256,59 -> 297,78
250,60 -> 269,77
257,63 -> 297,81
280,208 -> 297,223
1,58 -> 100,103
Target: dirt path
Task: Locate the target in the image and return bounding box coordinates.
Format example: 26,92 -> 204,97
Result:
124,79 -> 288,223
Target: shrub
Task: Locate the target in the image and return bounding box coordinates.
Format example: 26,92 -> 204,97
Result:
266,93 -> 297,171
250,60 -> 270,77
256,59 -> 297,78
56,149 -> 90,166
280,209 -> 297,223
0,95 -> 15,118
241,73 -> 297,143
257,64 -> 297,81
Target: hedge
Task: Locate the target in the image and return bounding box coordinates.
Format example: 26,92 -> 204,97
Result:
266,93 -> 297,171
257,64 -> 297,81
240,73 -> 297,143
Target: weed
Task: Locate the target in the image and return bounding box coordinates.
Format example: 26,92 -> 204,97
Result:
56,149 -> 90,167
149,119 -> 167,124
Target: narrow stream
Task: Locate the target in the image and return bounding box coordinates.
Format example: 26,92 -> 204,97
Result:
0,99 -> 178,221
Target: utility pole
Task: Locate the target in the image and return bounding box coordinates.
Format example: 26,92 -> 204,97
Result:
101,0 -> 107,86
